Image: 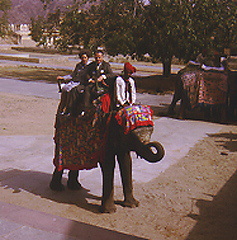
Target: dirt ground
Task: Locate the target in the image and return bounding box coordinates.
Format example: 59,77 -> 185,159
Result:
0,91 -> 237,240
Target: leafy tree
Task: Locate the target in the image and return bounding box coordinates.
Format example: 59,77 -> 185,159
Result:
33,0 -> 237,76
0,0 -> 12,37
55,6 -> 94,51
89,0 -> 145,56
30,17 -> 45,45
139,0 -> 237,76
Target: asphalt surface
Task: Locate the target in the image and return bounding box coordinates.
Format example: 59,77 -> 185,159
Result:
0,77 -> 223,239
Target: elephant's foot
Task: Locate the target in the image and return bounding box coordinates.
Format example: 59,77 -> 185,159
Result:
100,203 -> 117,213
49,169 -> 64,191
67,180 -> 83,190
122,198 -> 140,208
49,180 -> 65,191
167,108 -> 175,116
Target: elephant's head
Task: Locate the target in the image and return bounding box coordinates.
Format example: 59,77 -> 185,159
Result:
112,104 -> 165,163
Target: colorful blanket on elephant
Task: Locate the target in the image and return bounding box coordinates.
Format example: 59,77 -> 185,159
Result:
198,71 -> 228,105
181,70 -> 201,108
53,112 -> 109,171
115,105 -> 154,134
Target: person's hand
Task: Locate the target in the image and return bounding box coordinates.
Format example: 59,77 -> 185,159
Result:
88,79 -> 95,83
97,76 -> 104,82
57,76 -> 64,80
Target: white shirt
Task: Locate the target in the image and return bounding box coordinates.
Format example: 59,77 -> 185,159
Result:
115,76 -> 136,106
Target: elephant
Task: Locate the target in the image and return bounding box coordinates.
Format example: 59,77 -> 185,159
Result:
227,70 -> 237,121
50,104 -> 165,213
168,63 -> 202,118
168,62 -> 229,122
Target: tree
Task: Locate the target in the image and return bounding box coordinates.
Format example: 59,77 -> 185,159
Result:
30,17 -> 45,45
138,0 -> 237,76
137,0 -> 208,76
56,6 -> 95,51
0,0 -> 12,37
89,0 -> 145,56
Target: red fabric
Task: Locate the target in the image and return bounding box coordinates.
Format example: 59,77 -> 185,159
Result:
100,93 -> 111,113
53,112 -> 109,171
115,105 -> 154,134
124,62 -> 136,73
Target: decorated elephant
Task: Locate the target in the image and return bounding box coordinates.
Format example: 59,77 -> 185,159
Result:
168,61 -> 228,122
50,104 -> 165,213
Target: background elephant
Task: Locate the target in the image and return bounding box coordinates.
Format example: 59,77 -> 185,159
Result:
227,70 -> 237,121
168,62 -> 228,122
50,105 -> 165,213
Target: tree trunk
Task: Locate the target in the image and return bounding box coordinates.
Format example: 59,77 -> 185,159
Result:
162,57 -> 172,77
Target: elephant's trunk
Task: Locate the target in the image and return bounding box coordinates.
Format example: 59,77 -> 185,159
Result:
136,141 -> 165,163
129,126 -> 165,163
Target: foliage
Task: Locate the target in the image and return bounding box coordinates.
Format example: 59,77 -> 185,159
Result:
32,0 -> 237,75
88,0 -> 145,56
138,0 -> 237,75
0,0 -> 12,37
30,17 -> 45,44
56,6 -> 94,51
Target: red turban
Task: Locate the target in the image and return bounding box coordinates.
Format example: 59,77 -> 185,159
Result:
124,62 -> 136,73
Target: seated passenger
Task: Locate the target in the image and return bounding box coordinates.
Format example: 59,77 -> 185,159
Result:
57,51 -> 90,114
81,50 -> 115,110
115,62 -> 137,108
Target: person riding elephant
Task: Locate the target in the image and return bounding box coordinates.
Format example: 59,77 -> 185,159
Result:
115,62 -> 137,108
66,50 -> 115,116
81,50 -> 115,111
56,50 -> 91,115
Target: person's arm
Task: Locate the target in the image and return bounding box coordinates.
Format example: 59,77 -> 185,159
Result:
130,78 -> 136,104
57,75 -> 72,81
98,62 -> 115,81
116,77 -> 126,106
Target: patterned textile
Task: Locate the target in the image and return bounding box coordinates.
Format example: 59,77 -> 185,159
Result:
181,71 -> 201,108
198,71 -> 228,105
53,111 -> 109,171
115,105 -> 154,134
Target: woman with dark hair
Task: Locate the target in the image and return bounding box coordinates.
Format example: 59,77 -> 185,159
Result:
57,50 -> 91,114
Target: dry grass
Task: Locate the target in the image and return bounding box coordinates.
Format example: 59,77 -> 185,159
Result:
0,65 -> 71,83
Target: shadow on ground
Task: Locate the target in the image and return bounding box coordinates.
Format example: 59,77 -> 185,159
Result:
186,170 -> 237,240
207,132 -> 237,152
0,169 -> 102,213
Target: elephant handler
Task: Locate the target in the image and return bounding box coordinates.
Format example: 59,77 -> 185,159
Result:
115,62 -> 137,108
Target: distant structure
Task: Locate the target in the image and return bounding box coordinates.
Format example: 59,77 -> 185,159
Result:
5,0 -> 76,47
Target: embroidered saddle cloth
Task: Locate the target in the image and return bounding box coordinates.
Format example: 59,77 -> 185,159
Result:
181,70 -> 202,108
53,112 -> 108,171
198,71 -> 228,105
115,105 -> 154,134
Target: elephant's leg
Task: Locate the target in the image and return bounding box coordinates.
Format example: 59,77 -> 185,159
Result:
100,153 -> 116,213
49,168 -> 65,191
168,93 -> 181,115
67,170 -> 82,190
117,152 -> 139,208
179,98 -> 186,119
